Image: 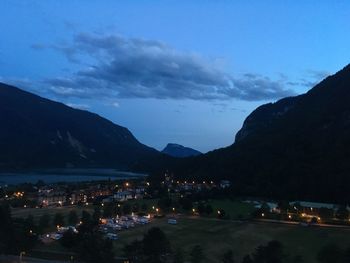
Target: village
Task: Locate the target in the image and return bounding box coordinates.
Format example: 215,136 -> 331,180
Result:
1,173 -> 350,262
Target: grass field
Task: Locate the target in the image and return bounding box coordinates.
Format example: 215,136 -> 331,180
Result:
11,205 -> 94,222
113,217 -> 350,263
12,201 -> 350,262
207,199 -> 255,219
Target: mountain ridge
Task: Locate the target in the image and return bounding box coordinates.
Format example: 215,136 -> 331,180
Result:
0,82 -> 163,170
165,64 -> 350,202
161,143 -> 202,158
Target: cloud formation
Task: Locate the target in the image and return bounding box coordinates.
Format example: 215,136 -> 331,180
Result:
41,33 -> 297,101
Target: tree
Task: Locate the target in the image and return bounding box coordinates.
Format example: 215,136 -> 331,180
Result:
39,213 -> 51,229
123,203 -> 132,215
132,203 -> 140,213
241,255 -> 253,263
92,207 -> 102,225
124,240 -> 144,263
318,208 -> 334,220
61,229 -> 78,249
174,248 -> 185,263
190,245 -> 204,263
197,202 -> 206,215
81,210 -> 92,224
158,197 -> 172,211
277,201 -> 290,213
218,209 -> 226,219
141,203 -> 148,212
252,240 -> 285,263
53,213 -> 65,227
79,210 -> 93,234
0,203 -> 16,253
143,227 -> 171,263
222,249 -> 235,263
180,197 -> 193,211
68,210 -> 78,225
78,233 -> 114,263
336,206 -> 349,220
24,215 -> 36,233
205,204 -> 213,215
103,203 -> 115,218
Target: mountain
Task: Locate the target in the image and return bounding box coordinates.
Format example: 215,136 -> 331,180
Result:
162,143 -> 202,158
168,64 -> 350,203
0,83 -> 163,170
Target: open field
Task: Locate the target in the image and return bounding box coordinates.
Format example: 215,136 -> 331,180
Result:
13,200 -> 350,262
31,216 -> 350,262
113,217 -> 350,263
207,199 -> 255,219
11,205 -> 94,221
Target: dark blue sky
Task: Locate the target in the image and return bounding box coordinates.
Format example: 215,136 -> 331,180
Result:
1,1 -> 349,152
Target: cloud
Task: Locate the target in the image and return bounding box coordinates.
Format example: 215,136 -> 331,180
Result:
111,102 -> 119,108
40,33 -> 297,101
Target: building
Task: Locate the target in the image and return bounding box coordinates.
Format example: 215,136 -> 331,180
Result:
114,191 -> 133,202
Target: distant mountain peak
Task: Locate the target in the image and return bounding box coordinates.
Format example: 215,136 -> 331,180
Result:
162,143 -> 202,158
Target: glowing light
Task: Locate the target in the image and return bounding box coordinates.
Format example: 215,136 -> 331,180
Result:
192,208 -> 196,213
261,213 -> 265,217
156,208 -> 159,212
288,215 -> 292,219
172,207 -> 175,211
217,210 -> 221,215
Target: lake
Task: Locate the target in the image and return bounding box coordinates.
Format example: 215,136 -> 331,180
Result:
0,169 -> 147,185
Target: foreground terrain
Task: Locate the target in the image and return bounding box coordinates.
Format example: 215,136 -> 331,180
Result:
32,217 -> 350,263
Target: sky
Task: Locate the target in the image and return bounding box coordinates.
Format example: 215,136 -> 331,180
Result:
1,1 -> 349,152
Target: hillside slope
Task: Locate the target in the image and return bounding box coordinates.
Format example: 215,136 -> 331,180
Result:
0,83 -> 161,170
168,65 -> 350,202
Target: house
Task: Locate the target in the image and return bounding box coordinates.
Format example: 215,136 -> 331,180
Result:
38,190 -> 66,206
289,201 -> 337,211
114,191 -> 133,201
220,180 -> 231,189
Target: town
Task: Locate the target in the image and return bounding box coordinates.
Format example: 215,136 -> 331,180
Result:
1,173 -> 350,262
